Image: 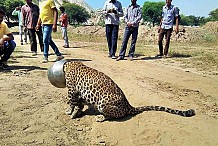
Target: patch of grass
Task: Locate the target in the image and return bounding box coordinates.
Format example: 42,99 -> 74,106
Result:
202,33 -> 216,42
194,53 -> 218,65
53,31 -> 105,43
169,51 -> 192,58
135,44 -> 158,57
52,26 -> 218,73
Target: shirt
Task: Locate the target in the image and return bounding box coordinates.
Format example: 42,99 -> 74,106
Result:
0,22 -> 11,38
124,4 -> 142,27
21,3 -> 40,29
102,0 -> 123,25
39,0 -> 56,24
161,4 -> 179,29
12,9 -> 23,26
59,12 -> 68,27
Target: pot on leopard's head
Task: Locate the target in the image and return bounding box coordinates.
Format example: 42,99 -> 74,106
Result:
47,59 -> 67,88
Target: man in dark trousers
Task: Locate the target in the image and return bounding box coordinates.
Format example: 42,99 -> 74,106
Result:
21,0 -> 44,56
102,0 -> 123,59
157,0 -> 179,58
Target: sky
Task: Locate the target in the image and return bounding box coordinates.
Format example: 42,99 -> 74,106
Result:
84,0 -> 218,17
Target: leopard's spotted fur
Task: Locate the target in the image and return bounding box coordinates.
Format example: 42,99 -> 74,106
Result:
63,61 -> 195,122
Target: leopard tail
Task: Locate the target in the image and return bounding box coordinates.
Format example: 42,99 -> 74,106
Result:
129,106 -> 195,117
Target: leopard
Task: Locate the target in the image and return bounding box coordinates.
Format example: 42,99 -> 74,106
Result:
63,61 -> 195,122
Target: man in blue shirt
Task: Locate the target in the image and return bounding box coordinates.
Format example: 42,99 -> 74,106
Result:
102,0 -> 123,59
116,0 -> 141,61
157,0 -> 179,58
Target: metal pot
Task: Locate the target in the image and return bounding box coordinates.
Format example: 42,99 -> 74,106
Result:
47,59 -> 67,88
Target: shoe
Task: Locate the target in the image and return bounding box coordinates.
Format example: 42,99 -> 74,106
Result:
21,42 -> 23,45
155,54 -> 163,58
0,62 -> 9,70
111,56 -> 116,59
63,45 -> 69,48
129,56 -> 133,61
42,57 -> 48,63
32,51 -> 37,56
116,56 -> 123,61
163,55 -> 170,58
55,55 -> 64,61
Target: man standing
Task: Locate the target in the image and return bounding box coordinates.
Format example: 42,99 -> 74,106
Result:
0,9 -> 16,69
36,0 -> 64,63
102,0 -> 123,59
12,6 -> 28,45
59,6 -> 69,48
157,0 -> 179,58
116,0 -> 141,61
21,0 -> 44,56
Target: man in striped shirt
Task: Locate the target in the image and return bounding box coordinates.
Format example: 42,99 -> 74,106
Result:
21,0 -> 44,56
116,0 -> 142,61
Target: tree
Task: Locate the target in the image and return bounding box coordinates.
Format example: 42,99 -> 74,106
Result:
62,3 -> 90,24
179,14 -> 190,26
0,0 -> 25,22
208,8 -> 218,21
142,1 -> 165,27
179,15 -> 207,26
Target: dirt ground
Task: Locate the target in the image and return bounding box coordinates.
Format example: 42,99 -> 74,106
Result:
0,33 -> 218,146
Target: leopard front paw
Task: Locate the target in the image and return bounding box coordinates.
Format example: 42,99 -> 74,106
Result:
65,107 -> 73,115
70,106 -> 82,119
95,115 -> 107,122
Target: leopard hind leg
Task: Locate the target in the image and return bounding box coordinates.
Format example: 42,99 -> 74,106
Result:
96,104 -> 128,122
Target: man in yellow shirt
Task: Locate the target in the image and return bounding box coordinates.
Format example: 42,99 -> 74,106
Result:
0,9 -> 16,70
36,0 -> 64,63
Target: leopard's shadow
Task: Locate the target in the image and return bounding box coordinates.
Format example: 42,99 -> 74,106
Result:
80,106 -> 134,122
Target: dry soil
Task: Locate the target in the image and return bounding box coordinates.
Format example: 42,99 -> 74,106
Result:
0,34 -> 218,146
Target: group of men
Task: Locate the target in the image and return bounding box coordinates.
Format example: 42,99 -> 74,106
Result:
0,0 -> 179,70
0,0 -> 68,69
103,0 -> 179,61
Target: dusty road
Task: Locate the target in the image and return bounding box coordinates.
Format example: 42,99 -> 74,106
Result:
0,34 -> 218,145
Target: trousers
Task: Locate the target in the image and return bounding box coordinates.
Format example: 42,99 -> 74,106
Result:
0,40 -> 16,63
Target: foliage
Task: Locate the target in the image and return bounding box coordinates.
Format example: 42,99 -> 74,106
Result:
0,0 -> 25,22
180,15 -> 207,26
96,15 -> 105,27
62,2 -> 90,24
142,1 -> 165,26
208,8 -> 218,21
32,0 -> 38,5
179,8 -> 218,26
141,1 -> 217,26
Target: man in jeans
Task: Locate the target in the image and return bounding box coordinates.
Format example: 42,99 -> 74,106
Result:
21,0 -> 44,56
157,0 -> 179,58
36,0 -> 64,63
59,6 -> 69,48
12,6 -> 28,45
0,9 -> 16,69
102,0 -> 123,59
116,0 -> 141,61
